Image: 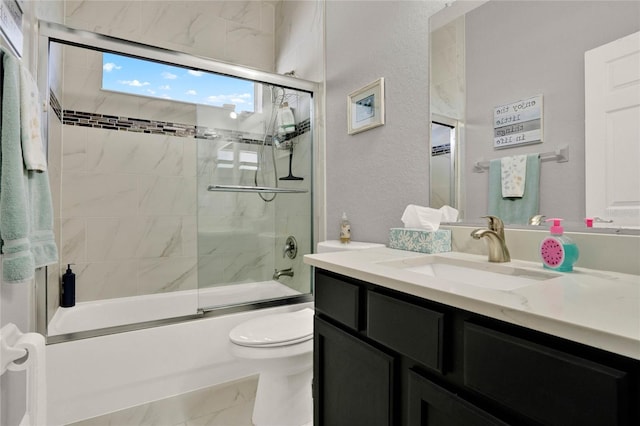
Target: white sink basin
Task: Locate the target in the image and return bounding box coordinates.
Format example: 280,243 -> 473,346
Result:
377,255 -> 559,291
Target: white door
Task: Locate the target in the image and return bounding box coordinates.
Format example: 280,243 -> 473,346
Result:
585,31 -> 640,228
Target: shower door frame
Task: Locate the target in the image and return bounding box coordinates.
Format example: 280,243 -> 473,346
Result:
36,20 -> 318,344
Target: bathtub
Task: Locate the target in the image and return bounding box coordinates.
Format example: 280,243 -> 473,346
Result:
46,283 -> 310,425
48,280 -> 300,335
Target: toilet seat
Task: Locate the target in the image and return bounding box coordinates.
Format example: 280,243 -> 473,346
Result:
229,308 -> 314,348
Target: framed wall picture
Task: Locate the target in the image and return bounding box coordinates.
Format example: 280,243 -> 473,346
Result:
347,78 -> 385,135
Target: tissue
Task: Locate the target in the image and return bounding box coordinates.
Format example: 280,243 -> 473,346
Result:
440,205 -> 459,223
401,205 -> 443,231
393,204 -> 456,253
400,205 -> 459,230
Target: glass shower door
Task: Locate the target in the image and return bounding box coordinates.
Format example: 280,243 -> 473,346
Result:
196,83 -> 313,311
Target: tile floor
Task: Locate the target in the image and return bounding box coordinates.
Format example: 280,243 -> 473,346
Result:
69,375 -> 258,426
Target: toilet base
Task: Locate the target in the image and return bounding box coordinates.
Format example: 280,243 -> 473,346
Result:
252,367 -> 312,426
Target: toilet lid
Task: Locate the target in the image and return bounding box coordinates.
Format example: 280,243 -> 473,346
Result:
229,308 -> 314,347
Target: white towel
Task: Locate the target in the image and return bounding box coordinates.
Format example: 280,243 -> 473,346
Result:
19,65 -> 47,172
501,155 -> 527,198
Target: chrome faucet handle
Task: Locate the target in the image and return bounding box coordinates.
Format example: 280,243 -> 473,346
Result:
283,235 -> 298,259
529,214 -> 546,225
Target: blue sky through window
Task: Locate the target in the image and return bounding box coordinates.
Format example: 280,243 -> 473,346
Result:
102,53 -> 255,112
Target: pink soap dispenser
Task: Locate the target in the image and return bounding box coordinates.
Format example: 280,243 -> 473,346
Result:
540,218 -> 579,272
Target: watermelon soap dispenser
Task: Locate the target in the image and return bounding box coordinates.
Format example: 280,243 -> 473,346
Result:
540,218 -> 579,272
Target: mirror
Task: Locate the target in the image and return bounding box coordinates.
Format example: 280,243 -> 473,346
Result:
429,0 -> 640,231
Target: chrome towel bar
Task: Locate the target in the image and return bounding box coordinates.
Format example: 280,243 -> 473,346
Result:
207,185 -> 308,194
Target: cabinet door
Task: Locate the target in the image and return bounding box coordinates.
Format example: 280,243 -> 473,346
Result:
408,370 -> 510,426
314,317 -> 395,426
464,322 -> 629,426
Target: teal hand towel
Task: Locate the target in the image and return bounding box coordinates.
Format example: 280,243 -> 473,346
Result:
488,153 -> 540,225
1,49 -> 34,282
1,49 -> 58,283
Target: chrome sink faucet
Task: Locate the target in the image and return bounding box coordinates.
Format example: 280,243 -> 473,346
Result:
471,216 -> 511,262
529,214 -> 546,226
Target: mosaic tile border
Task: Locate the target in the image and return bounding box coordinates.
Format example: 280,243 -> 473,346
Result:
51,91 -> 311,146
50,90 -> 63,121
432,144 -> 451,156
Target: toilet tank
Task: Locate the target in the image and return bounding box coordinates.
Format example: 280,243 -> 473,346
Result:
316,240 -> 385,253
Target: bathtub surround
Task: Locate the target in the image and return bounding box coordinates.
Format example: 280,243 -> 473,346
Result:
47,281 -> 298,337
42,0 -> 324,318
48,38 -> 314,321
47,303 -> 312,425
59,122 -> 198,302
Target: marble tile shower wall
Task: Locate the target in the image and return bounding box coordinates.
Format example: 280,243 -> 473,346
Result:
430,16 -> 465,121
56,88 -> 311,302
60,124 -> 198,301
64,1 -> 276,72
50,1 -> 315,304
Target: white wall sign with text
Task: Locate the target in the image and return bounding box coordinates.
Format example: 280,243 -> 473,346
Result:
493,95 -> 543,149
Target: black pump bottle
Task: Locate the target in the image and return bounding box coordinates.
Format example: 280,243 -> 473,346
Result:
61,264 -> 76,307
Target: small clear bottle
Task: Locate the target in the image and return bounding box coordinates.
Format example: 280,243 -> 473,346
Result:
340,212 -> 351,244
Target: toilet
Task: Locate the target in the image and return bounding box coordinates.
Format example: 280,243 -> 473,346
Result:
229,240 -> 386,426
229,307 -> 314,426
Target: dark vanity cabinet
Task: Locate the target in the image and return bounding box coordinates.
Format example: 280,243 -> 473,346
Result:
313,269 -> 639,426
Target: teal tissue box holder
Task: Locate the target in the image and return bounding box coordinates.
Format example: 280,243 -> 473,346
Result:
388,228 -> 451,254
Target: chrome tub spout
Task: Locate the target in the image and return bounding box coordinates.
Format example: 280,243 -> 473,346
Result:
273,268 -> 294,280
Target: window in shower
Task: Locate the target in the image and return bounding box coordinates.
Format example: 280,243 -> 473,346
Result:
102,52 -> 256,112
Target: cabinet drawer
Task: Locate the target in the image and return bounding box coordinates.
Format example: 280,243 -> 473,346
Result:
314,271 -> 361,330
464,322 -> 629,426
368,291 -> 444,372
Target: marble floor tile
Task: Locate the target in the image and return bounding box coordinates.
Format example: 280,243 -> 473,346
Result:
68,375 -> 258,426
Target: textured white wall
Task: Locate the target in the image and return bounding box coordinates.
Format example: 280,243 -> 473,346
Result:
325,1 -> 446,244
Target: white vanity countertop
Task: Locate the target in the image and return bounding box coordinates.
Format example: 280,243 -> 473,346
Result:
304,248 -> 640,360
